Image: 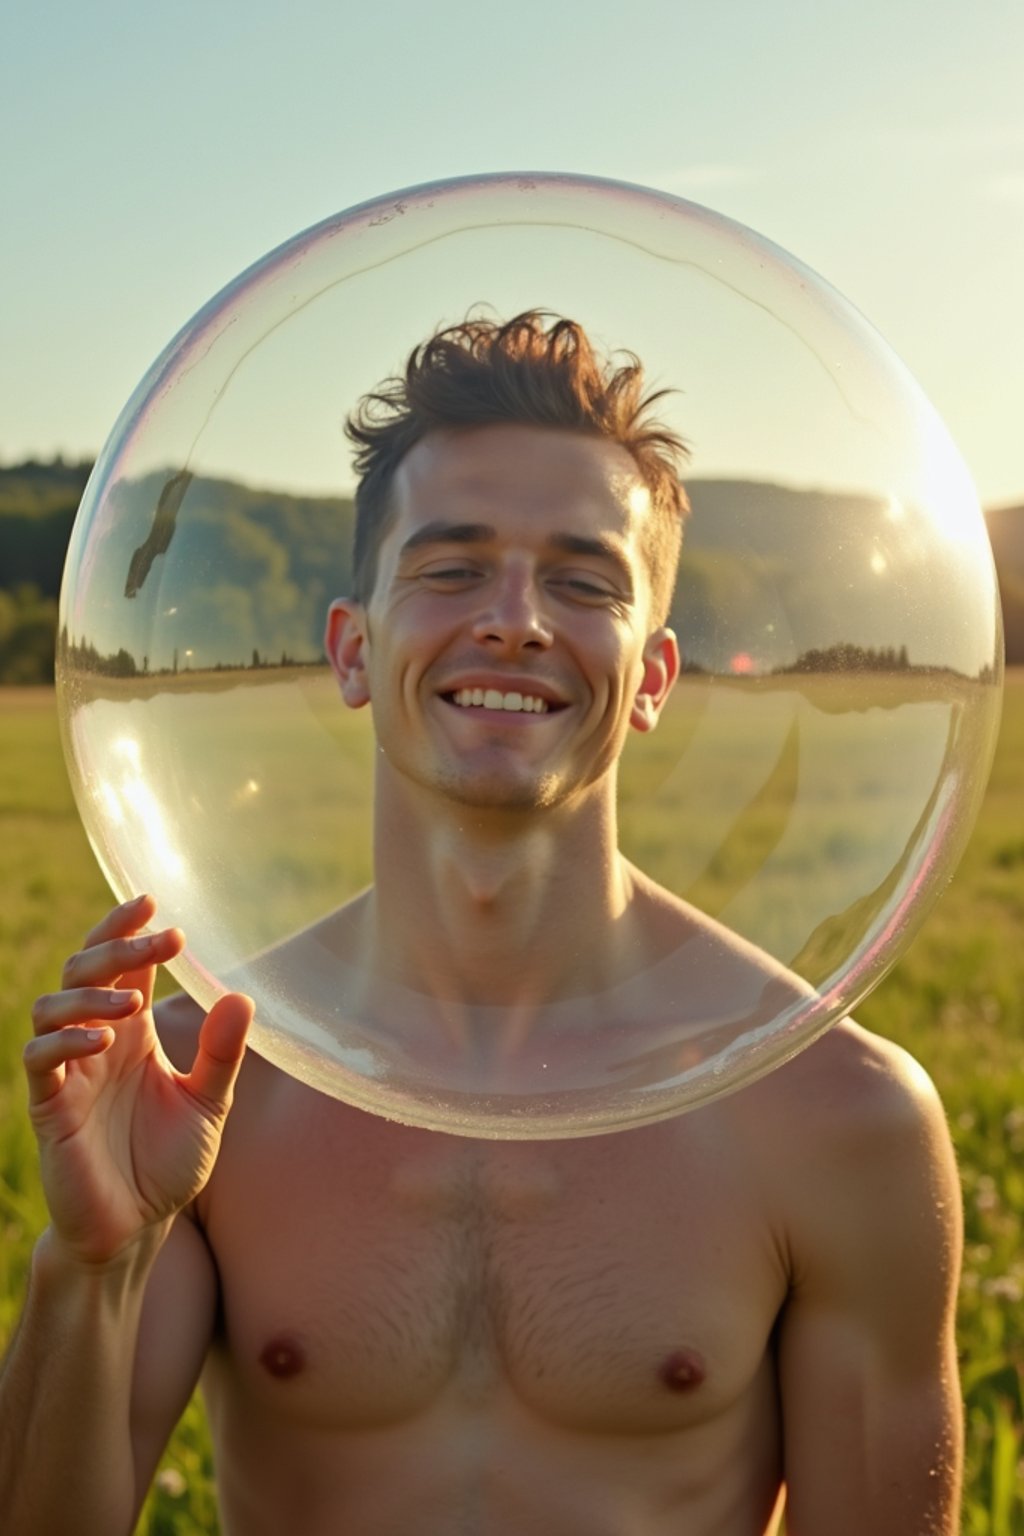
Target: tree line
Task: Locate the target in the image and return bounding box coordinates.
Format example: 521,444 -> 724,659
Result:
1,458 -> 1020,686
0,460 -> 353,684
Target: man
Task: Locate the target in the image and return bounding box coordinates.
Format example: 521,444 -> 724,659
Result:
3,314 -> 962,1534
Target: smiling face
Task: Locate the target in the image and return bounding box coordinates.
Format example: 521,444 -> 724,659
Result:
327,423 -> 679,813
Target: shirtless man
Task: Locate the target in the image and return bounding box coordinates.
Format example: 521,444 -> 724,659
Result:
2,314 -> 962,1535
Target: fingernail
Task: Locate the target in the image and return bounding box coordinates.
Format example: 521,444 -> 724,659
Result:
129,934 -> 153,951
110,989 -> 140,1004
86,1029 -> 109,1041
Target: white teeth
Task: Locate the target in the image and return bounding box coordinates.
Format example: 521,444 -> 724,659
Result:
451,688 -> 550,713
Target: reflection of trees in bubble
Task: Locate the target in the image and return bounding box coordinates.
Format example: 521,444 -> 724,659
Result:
158,493 -> 351,671
50,467 -> 1007,684
59,629 -> 142,679
59,625 -> 995,688
84,472 -> 356,672
677,481 -> 995,678
780,643 -> 912,674
58,623 -> 328,685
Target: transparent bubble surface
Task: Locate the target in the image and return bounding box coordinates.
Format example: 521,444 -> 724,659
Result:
57,172 -> 1003,1138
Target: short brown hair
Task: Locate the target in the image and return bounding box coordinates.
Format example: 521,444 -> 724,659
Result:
345,310 -> 690,622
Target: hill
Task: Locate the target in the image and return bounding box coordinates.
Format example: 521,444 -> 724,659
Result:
0,460 -> 1020,682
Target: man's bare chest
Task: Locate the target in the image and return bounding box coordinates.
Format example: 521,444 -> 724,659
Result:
199,1081 -> 788,1438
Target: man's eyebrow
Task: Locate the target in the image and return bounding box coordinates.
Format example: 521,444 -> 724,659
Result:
399,521 -> 495,555
397,522 -> 633,587
546,532 -> 633,585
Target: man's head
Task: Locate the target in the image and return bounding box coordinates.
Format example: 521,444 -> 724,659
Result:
345,311 -> 689,625
328,314 -> 688,814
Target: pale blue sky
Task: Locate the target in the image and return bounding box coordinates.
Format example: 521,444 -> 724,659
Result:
3,0 -> 1022,504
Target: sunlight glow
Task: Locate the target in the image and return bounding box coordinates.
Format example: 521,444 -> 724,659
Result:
109,738 -> 185,877
912,403 -> 985,547
627,484 -> 652,518
114,736 -> 141,771
232,777 -> 262,807
97,779 -> 125,826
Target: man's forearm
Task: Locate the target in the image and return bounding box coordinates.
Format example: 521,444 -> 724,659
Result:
0,1227 -> 161,1536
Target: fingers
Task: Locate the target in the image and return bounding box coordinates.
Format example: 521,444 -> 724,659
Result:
60,926 -> 185,996
31,895 -> 183,1047
76,894 -> 179,1007
24,1024 -> 114,1107
32,986 -> 143,1036
186,994 -> 254,1112
82,892 -> 156,948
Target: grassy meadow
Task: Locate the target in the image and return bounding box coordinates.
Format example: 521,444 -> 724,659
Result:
1,677 -> 1022,1533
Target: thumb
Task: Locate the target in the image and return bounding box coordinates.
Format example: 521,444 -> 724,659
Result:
186,993 -> 254,1113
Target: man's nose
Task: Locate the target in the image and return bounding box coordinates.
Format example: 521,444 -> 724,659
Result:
471,570 -> 553,652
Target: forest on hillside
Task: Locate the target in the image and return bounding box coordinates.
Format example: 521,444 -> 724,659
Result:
0,458 -> 1020,685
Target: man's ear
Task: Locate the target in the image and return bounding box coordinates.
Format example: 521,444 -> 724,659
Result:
325,598 -> 371,709
630,627 -> 680,734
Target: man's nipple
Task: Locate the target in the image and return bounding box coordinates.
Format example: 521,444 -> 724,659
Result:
260,1335 -> 306,1379
659,1347 -> 706,1392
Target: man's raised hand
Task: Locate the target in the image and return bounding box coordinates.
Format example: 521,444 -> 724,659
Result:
25,894 -> 252,1268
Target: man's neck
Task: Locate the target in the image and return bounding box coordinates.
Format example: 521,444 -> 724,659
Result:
365,775 -> 637,1009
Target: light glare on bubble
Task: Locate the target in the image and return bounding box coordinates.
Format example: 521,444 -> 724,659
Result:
119,772 -> 185,879
231,778 -> 262,808
114,736 -> 142,771
913,403 -> 984,547
97,780 -> 125,826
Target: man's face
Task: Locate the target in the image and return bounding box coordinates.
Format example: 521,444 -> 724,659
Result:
327,424 -> 679,812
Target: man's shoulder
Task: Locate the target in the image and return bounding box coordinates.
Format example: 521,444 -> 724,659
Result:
767,1017 -> 947,1142
740,1016 -> 952,1180
740,1020 -> 959,1277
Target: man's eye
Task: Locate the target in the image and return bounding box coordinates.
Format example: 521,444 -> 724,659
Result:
552,576 -> 614,599
423,567 -> 480,582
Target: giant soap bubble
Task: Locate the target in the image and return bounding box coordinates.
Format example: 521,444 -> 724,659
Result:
58,173 -> 1003,1137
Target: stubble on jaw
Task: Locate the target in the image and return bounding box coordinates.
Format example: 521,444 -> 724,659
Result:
430,763 -> 564,814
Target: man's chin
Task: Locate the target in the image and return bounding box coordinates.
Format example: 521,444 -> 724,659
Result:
431,764 -> 565,813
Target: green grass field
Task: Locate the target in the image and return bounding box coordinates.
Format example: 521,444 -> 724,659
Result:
2,678 -> 1023,1533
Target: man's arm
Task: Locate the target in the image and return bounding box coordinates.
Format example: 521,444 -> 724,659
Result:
774,1027 -> 963,1535
0,1214 -> 216,1536
0,896 -> 250,1536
